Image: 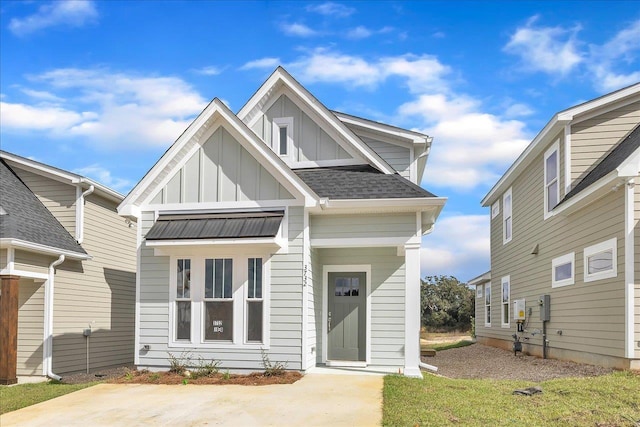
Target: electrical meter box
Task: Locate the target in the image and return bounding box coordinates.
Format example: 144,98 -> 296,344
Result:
539,295 -> 551,321
513,299 -> 526,320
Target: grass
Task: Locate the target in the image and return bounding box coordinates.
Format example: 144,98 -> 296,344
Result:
383,371 -> 640,426
0,381 -> 97,415
422,339 -> 475,352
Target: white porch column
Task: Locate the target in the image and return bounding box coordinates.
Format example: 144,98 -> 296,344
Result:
404,242 -> 422,378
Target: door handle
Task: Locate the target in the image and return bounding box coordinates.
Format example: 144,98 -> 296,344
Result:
328,311 -> 332,332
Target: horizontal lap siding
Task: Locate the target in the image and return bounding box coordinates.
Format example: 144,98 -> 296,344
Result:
0,249 -> 6,269
52,194 -> 136,374
478,130 -> 627,359
310,213 -> 415,240
571,100 -> 640,186
306,245 -> 317,368
315,247 -> 405,366
362,138 -> 411,179
137,208 -> 304,370
17,279 -> 44,375
13,250 -> 52,276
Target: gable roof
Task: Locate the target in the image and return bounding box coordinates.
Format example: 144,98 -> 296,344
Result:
0,159 -> 88,257
559,124 -> 640,206
482,82 -> 640,206
118,98 -> 320,217
237,67 -> 396,175
294,165 -> 436,199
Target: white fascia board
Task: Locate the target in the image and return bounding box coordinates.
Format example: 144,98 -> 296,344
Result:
146,238 -> 280,248
236,67 -> 395,175
481,119 -> 568,206
467,271 -> 491,287
557,83 -> 640,122
333,111 -> 430,145
322,197 -> 447,210
551,171 -> 620,216
0,239 -> 91,260
617,147 -> 640,177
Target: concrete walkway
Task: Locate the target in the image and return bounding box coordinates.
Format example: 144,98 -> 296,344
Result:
1,374 -> 383,427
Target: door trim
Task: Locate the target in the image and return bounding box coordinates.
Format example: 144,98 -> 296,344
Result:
322,264 -> 371,365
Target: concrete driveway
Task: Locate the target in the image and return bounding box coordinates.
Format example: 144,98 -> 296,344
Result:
0,374 -> 383,427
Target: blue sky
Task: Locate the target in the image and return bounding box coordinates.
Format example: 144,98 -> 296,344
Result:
1,1 -> 639,281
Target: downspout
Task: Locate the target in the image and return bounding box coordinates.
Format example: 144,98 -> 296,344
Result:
44,255 -> 65,381
75,184 -> 95,244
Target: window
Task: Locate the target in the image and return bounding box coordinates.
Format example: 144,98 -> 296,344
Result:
272,117 -> 293,157
476,284 -> 483,298
551,252 -> 575,288
484,283 -> 491,327
246,258 -> 263,342
501,276 -> 510,328
584,238 -> 617,282
204,259 -> 233,341
170,255 -> 268,347
544,141 -> 560,217
175,259 -> 192,341
491,201 -> 500,219
503,187 -> 512,244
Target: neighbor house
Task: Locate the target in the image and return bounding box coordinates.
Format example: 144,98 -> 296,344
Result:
474,83 -> 640,369
117,67 -> 446,377
0,151 -> 137,384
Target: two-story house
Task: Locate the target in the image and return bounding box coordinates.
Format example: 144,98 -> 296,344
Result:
117,67 -> 446,377
473,83 -> 640,370
0,151 -> 137,384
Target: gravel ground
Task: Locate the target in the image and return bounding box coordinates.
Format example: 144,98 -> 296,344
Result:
60,366 -> 133,384
423,343 -> 613,381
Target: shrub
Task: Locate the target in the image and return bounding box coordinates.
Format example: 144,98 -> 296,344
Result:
261,348 -> 287,377
167,351 -> 192,375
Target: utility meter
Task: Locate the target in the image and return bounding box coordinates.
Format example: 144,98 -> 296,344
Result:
513,299 -> 526,321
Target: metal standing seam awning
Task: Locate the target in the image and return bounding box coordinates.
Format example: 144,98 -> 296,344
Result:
145,210 -> 285,243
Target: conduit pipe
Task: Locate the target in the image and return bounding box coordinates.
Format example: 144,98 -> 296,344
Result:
44,255 -> 65,381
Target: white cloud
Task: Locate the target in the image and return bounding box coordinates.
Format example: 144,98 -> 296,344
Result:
346,26 -> 372,39
8,0 -> 98,36
192,66 -> 223,76
504,16 -> 583,75
74,164 -> 132,192
19,88 -> 64,102
240,57 -> 281,70
306,2 -> 355,18
421,215 -> 490,280
281,22 -> 318,37
2,68 -> 208,148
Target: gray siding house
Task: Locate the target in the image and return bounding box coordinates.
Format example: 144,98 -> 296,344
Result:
118,67 -> 446,377
474,83 -> 640,370
0,151 -> 137,384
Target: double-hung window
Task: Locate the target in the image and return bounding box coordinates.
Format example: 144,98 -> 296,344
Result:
272,117 -> 293,157
175,259 -> 192,341
584,238 -> 617,282
501,276 -> 510,328
247,258 -> 263,342
204,258 -> 233,341
503,188 -> 512,244
484,283 -> 491,327
544,141 -> 560,218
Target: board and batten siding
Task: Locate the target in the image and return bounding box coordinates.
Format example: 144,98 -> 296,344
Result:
11,167 -> 77,237
17,278 -> 44,375
51,193 -> 136,374
362,137 -> 411,179
150,126 -> 294,205
0,249 -> 7,269
635,182 -> 640,359
310,213 -> 416,240
313,247 -> 405,366
479,133 -> 628,361
137,207 -> 305,370
570,100 -> 640,187
251,94 -> 352,163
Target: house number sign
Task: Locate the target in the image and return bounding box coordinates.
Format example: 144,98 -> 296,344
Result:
212,320 -> 224,333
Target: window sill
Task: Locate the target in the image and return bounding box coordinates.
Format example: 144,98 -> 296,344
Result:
551,280 -> 574,288
168,342 -> 269,350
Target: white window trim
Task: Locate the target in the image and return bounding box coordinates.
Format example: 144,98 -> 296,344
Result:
244,258 -> 265,344
503,187 -> 513,245
484,283 -> 491,327
551,252 -> 575,288
584,238 -> 617,282
476,284 -> 483,298
544,140 -> 560,220
501,276 -> 510,328
272,117 -> 294,158
168,254 -> 271,349
491,201 -> 500,219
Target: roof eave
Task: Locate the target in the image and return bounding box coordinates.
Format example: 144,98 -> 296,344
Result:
0,238 -> 91,260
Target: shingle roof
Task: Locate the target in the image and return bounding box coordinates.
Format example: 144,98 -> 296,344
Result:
559,124 -> 640,205
293,165 -> 437,199
146,211 -> 285,240
0,159 -> 87,255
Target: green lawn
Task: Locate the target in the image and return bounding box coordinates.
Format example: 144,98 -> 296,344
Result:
384,371 -> 640,426
0,381 -> 97,415
422,339 -> 475,352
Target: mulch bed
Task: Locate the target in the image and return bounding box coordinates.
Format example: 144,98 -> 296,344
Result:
108,369 -> 303,386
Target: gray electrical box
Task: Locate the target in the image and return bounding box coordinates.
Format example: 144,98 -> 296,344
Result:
539,295 -> 550,321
